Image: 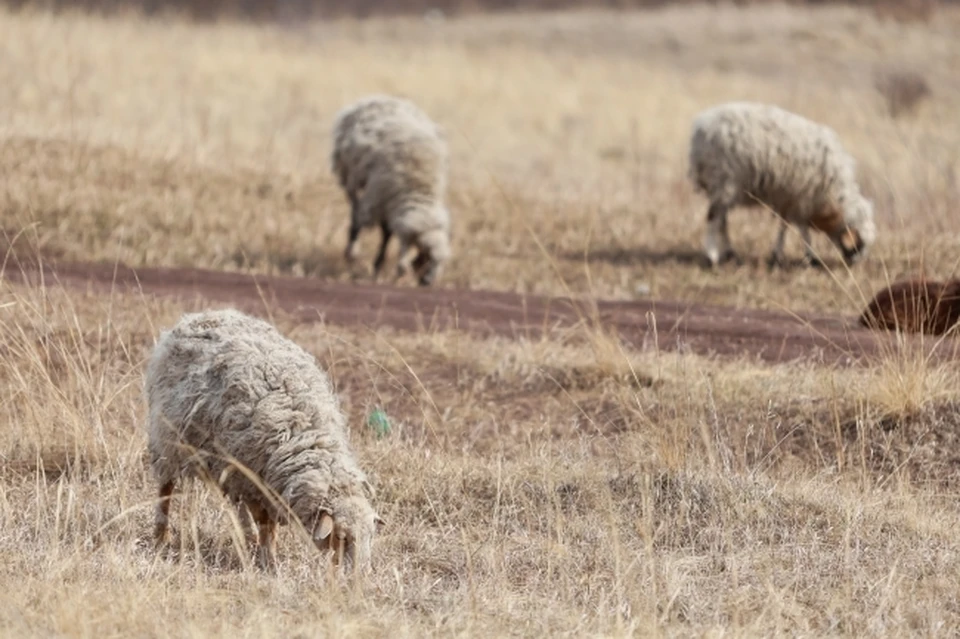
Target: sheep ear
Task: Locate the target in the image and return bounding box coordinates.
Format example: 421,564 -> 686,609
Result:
316,512 -> 335,541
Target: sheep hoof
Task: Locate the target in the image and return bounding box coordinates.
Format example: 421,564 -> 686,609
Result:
804,255 -> 826,269
766,252 -> 786,271
712,249 -> 740,268
153,528 -> 172,549
255,550 -> 277,574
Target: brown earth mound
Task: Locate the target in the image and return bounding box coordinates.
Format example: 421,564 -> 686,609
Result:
4,257 -> 957,367
859,278 -> 960,336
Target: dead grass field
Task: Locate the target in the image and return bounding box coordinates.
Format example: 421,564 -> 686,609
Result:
2,3 -> 960,636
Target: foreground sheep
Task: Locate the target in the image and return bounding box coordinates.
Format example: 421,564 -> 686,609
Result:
688,101 -> 877,269
332,94 -> 452,286
145,308 -> 382,572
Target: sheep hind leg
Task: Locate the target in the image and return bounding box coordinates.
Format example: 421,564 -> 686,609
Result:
799,226 -> 825,269
704,202 -> 737,268
344,203 -> 361,263
372,220 -> 393,281
250,505 -> 278,572
153,480 -> 175,548
343,176 -> 365,262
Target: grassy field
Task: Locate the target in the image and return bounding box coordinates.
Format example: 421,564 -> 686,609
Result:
2,3 -> 960,636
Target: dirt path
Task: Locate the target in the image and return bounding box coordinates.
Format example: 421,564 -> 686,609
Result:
4,257 -> 957,366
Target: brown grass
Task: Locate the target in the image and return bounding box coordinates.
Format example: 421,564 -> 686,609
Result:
2,3 -> 960,635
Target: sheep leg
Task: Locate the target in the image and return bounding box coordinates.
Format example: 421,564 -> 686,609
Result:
236,500 -> 259,546
767,220 -> 789,270
799,226 -> 825,269
704,202 -> 736,267
372,220 -> 393,280
394,238 -> 413,282
153,480 -> 175,547
250,505 -> 278,572
344,197 -> 361,263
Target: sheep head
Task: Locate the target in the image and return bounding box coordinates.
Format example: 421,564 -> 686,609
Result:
837,195 -> 876,266
413,225 -> 451,286
312,495 -> 384,572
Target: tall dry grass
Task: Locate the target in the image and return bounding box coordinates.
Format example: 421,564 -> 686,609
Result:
2,274 -> 960,635
2,3 -> 960,635
1,4 -> 959,309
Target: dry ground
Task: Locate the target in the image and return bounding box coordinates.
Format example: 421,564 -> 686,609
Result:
2,3 -> 960,636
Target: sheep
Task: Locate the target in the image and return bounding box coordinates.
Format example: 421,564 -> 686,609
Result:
144,308 -> 383,572
688,101 -> 877,270
331,94 -> 452,287
859,278 -> 960,335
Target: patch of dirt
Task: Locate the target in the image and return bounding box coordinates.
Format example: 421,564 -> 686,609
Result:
3,256 -> 958,367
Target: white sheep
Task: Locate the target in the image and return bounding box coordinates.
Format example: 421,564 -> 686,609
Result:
145,308 -> 382,572
688,101 -> 877,269
331,94 -> 451,286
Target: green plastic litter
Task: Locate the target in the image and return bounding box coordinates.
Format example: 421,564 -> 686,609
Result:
367,409 -> 391,438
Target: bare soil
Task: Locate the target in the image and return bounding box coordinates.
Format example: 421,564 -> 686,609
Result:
5,256 -> 957,367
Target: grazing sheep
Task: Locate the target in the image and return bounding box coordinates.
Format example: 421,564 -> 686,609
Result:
145,308 -> 382,572
332,94 -> 451,286
688,101 -> 877,269
859,278 -> 960,335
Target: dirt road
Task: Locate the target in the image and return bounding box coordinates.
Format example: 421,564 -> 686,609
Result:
4,258 -> 956,366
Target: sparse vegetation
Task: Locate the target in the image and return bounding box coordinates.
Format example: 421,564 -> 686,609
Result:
1,2 -> 960,636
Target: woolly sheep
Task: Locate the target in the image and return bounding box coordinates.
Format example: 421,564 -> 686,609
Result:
688,101 -> 877,269
145,308 -> 382,572
331,94 -> 452,286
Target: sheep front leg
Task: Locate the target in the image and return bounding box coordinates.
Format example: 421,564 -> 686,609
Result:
767,220 -> 789,270
154,480 -> 175,547
256,520 -> 278,572
799,226 -> 825,269
394,238 -> 413,282
704,202 -> 736,268
235,500 -> 258,547
247,502 -> 278,572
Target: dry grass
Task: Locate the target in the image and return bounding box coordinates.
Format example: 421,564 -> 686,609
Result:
3,4 -> 960,309
2,3 -> 960,636
3,280 -> 960,636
